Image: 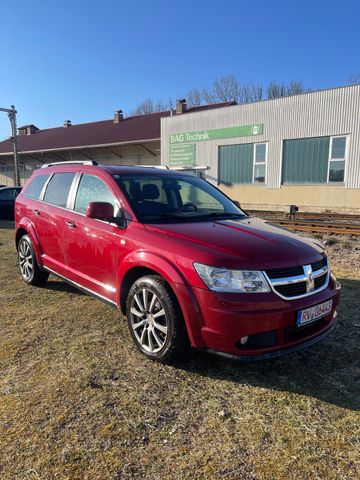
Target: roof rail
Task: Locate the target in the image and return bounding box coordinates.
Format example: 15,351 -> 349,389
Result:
136,164 -> 169,169
41,160 -> 98,168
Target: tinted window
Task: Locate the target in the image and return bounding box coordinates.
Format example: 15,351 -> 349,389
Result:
329,161 -> 345,182
0,189 -> 17,200
44,173 -> 75,208
331,137 -> 346,159
74,174 -> 116,214
23,175 -> 50,200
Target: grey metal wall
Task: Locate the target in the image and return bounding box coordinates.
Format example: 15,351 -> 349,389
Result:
161,85 -> 360,189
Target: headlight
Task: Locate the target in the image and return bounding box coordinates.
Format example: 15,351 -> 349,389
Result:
193,262 -> 271,293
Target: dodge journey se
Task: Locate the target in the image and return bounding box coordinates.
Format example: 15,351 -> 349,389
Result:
15,161 -> 341,362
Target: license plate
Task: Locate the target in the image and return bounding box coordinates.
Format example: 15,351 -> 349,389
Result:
296,300 -> 333,326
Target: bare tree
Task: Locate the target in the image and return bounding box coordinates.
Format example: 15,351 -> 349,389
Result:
286,81 -> 309,95
185,88 -> 203,106
267,80 -> 309,99
131,97 -> 172,115
203,76 -> 263,104
267,81 -> 287,99
210,75 -> 242,102
238,83 -> 263,103
130,76 -> 311,114
349,72 -> 360,84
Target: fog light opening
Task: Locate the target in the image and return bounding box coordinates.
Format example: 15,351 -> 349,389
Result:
240,336 -> 248,345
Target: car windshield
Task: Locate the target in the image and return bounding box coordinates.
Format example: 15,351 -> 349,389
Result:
112,173 -> 246,223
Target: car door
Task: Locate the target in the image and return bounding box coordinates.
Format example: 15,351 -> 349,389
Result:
0,188 -> 19,219
63,173 -> 124,303
39,172 -> 77,276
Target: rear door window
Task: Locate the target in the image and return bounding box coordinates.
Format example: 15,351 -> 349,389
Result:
74,174 -> 116,214
44,173 -> 76,208
23,175 -> 50,200
0,189 -> 16,200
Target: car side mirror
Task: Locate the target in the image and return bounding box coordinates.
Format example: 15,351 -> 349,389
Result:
86,202 -> 127,228
233,200 -> 241,208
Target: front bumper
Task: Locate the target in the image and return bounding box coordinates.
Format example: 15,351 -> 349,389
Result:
176,276 -> 341,359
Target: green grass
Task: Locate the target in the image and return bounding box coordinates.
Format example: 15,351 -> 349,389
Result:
0,221 -> 359,479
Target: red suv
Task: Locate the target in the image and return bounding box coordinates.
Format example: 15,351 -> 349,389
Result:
15,161 -> 340,362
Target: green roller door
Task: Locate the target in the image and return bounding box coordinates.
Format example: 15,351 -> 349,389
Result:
218,144 -> 253,185
282,137 -> 330,184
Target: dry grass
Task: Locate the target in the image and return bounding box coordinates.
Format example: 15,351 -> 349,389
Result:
0,221 -> 359,480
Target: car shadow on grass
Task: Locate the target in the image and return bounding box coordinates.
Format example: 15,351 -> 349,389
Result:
176,276 -> 360,411
44,279 -> 86,296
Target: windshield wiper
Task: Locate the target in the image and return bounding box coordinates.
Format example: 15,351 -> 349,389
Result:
190,212 -> 247,220
139,212 -> 247,223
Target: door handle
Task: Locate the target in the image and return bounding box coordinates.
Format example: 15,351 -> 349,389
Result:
33,209 -> 40,215
65,220 -> 76,228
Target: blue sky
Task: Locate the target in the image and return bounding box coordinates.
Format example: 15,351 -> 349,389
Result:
0,0 -> 359,137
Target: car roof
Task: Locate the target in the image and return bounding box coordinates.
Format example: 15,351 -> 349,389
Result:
38,163 -> 187,176
99,165 -> 183,176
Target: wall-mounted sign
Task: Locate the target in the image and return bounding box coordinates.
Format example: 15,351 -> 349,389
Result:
169,123 -> 264,145
169,143 -> 196,166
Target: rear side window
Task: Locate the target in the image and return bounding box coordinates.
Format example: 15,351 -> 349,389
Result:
23,175 -> 50,200
74,174 -> 116,214
0,188 -> 19,200
44,173 -> 76,208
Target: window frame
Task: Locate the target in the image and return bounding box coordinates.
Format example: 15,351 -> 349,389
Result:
69,173 -> 119,218
218,141 -> 267,186
23,174 -> 51,201
327,135 -> 348,184
252,142 -> 267,184
42,172 -> 77,209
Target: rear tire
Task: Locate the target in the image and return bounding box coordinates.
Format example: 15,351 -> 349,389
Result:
126,275 -> 187,363
18,235 -> 49,286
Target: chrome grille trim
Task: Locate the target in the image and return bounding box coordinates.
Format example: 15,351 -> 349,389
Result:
263,259 -> 330,300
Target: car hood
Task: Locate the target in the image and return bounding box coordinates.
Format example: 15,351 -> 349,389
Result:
144,217 -> 326,270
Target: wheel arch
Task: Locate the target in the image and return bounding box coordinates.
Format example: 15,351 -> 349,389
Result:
117,252 -> 203,348
15,219 -> 43,266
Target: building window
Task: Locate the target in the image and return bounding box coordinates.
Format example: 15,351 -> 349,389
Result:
328,136 -> 346,183
253,143 -> 266,183
218,143 -> 267,185
282,135 -> 347,185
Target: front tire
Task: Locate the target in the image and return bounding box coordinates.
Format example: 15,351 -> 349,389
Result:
126,275 -> 187,362
18,235 -> 49,286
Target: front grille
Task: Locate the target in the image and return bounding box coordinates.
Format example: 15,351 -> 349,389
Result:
266,266 -> 303,279
264,257 -> 329,300
311,258 -> 327,272
275,282 -> 307,297
266,257 -> 327,280
314,273 -> 327,289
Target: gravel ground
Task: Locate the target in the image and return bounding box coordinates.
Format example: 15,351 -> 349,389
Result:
298,233 -> 360,271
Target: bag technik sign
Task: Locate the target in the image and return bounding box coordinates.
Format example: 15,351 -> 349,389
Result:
169,123 -> 264,145
169,143 -> 196,166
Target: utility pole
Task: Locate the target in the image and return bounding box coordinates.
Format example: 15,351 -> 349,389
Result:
0,105 -> 20,186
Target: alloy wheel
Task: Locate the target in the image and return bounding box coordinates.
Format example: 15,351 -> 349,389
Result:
129,288 -> 168,353
19,240 -> 34,281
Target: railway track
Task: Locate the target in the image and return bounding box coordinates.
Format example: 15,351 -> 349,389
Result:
268,219 -> 360,236
246,211 -> 360,235
247,210 -> 360,223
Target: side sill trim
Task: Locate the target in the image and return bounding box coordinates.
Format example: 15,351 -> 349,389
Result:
43,266 -> 118,309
